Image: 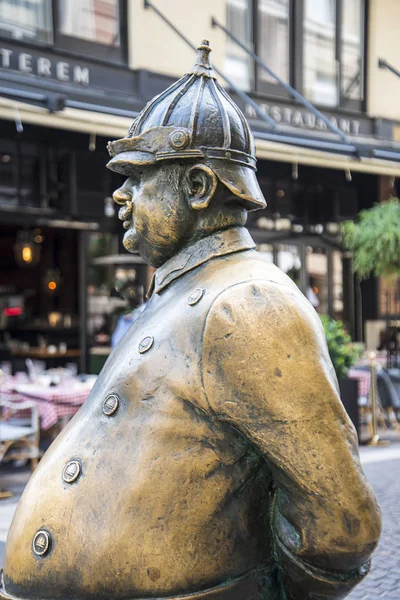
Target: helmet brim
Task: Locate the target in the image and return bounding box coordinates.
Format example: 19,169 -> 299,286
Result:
107,151 -> 266,212
107,151 -> 156,175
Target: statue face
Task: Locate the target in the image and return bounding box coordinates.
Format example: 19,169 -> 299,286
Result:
113,164 -> 194,267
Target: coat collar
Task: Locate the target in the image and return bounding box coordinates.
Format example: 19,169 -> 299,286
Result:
147,227 -> 256,296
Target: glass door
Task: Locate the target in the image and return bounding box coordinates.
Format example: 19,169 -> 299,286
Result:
272,241 -> 345,321
306,247 -> 329,314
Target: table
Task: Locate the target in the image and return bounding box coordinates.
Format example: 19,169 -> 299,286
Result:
0,378 -> 94,430
11,349 -> 81,372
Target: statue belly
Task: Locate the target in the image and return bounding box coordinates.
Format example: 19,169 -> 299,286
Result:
3,393 -> 272,599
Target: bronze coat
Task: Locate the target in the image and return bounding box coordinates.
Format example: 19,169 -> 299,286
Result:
1,228 -> 380,600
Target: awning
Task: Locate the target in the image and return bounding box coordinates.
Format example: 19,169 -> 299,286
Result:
1,96 -> 400,178
0,96 -> 132,138
255,137 -> 400,177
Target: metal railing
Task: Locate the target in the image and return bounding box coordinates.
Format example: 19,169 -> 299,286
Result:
379,58 -> 400,80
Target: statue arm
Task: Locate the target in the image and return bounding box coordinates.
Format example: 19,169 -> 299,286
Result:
201,280 -> 381,600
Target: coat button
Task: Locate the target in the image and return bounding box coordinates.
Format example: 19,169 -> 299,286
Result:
139,336 -> 154,354
103,394 -> 119,416
62,460 -> 81,484
187,288 -> 205,306
32,530 -> 51,557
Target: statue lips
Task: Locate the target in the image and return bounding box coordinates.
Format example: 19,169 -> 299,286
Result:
118,202 -> 132,224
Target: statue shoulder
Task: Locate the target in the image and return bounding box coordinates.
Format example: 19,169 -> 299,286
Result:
202,277 -> 339,427
205,275 -> 323,345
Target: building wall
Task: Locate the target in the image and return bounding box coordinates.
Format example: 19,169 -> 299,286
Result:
367,0 -> 400,121
128,0 -> 227,77
127,0 -> 400,125
2,0 -> 400,173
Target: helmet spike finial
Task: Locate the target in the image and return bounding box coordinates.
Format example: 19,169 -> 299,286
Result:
189,39 -> 215,79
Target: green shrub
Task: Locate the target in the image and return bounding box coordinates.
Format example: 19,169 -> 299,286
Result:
320,315 -> 362,379
342,198 -> 400,280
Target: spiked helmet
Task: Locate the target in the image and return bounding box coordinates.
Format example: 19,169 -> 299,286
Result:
107,40 -> 266,211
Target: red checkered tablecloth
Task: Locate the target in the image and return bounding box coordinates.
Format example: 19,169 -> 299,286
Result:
8,383 -> 90,405
0,381 -> 92,430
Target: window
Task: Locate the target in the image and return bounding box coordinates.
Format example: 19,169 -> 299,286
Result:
277,244 -> 303,291
57,0 -> 120,47
0,143 -> 68,210
0,149 -> 18,206
224,0 -> 253,90
341,0 -> 364,101
0,0 -> 53,43
332,250 -> 343,320
54,0 -> 125,62
303,0 -> 337,106
379,277 -> 400,317
0,0 -> 125,62
303,0 -> 364,107
224,0 -> 365,109
258,0 -> 290,85
306,247 -> 329,314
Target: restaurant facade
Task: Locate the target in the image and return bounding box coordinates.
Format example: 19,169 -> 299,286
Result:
0,0 -> 400,371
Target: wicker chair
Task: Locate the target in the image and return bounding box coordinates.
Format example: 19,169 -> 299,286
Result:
0,397 -> 40,498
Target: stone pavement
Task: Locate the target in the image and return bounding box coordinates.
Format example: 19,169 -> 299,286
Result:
0,467 -> 28,568
1,445 -> 400,598
347,446 -> 400,600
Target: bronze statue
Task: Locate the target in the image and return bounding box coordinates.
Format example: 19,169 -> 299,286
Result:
1,41 -> 381,600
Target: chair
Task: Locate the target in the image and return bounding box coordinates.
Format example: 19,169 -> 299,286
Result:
353,365 -> 390,440
376,368 -> 400,437
0,397 -> 40,498
388,368 -> 400,413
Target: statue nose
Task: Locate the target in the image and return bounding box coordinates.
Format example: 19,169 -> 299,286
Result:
113,188 -> 132,205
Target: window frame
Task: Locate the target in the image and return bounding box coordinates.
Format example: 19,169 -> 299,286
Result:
253,0 -> 293,99
249,0 -> 366,112
52,0 -> 127,64
225,0 -> 255,92
337,0 -> 366,111
0,0 -> 128,65
0,0 -> 54,45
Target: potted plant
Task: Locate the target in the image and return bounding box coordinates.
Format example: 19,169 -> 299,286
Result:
320,315 -> 363,437
342,198 -> 400,366
341,198 -> 400,281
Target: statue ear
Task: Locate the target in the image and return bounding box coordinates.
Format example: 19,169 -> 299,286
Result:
184,164 -> 217,211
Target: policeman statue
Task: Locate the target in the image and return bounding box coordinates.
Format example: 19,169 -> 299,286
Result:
1,41 -> 380,600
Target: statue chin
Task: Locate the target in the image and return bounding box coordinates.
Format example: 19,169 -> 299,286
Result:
123,228 -> 138,253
